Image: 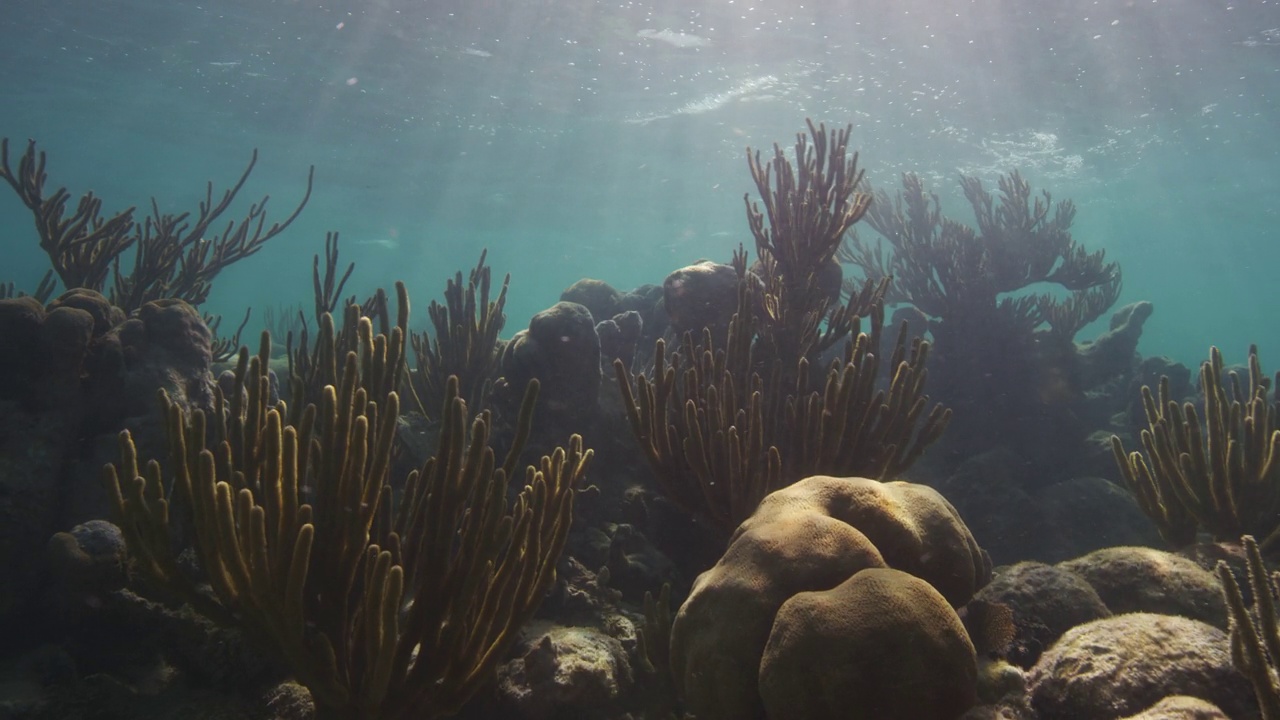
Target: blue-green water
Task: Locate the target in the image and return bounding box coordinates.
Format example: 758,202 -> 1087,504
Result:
2,0 -> 1277,367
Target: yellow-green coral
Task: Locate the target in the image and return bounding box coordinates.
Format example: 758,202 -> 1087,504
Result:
1114,345 -> 1280,549
105,297 -> 591,720
1217,535 -> 1280,719
615,120 -> 948,536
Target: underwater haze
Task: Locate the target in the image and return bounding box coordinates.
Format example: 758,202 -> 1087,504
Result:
2,0 -> 1277,367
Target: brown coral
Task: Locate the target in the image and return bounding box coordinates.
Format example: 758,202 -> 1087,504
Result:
668,475 -> 989,720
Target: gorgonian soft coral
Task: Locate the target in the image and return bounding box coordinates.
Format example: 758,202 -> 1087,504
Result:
842,171 -> 1121,479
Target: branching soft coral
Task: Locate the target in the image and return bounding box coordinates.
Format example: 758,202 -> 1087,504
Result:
843,170 -> 1120,341
616,121 -> 949,535
0,138 -> 313,312
842,171 -> 1122,476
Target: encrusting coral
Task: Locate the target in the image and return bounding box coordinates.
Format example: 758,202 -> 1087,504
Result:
1113,345 -> 1280,549
103,291 -> 592,720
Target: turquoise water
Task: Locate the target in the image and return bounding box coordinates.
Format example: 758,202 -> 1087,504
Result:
2,0 -> 1277,367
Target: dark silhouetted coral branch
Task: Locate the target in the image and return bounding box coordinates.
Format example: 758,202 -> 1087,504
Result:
112,149 -> 314,309
0,269 -> 56,302
0,138 -> 137,294
312,231 -> 356,324
745,119 -> 870,286
0,137 -> 313,312
745,120 -> 874,372
205,307 -> 253,363
408,250 -> 509,418
845,169 -> 1120,338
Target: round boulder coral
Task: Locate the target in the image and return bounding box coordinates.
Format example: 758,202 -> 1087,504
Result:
500,301 -> 601,414
662,261 -> 741,339
670,476 -> 990,720
561,278 -> 622,324
759,567 -> 978,720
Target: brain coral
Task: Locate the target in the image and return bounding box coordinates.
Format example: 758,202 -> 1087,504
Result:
669,475 -> 990,720
760,567 -> 979,720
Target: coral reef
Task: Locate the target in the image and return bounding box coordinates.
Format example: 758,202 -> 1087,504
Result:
1,119 -> 1263,720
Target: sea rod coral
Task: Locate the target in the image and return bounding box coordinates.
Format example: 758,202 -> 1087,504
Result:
104,296 -> 591,720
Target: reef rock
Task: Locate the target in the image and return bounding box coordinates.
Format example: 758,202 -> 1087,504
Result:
1117,696 -> 1231,720
494,622 -> 634,720
972,561 -> 1111,669
1058,546 -> 1227,629
1026,613 -> 1254,720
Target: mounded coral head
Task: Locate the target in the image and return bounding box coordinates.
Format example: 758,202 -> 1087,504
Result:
596,310 -> 643,363
0,290 -> 125,408
561,278 -> 622,325
98,297 -> 216,420
669,476 -> 991,720
501,301 -> 602,413
137,298 -> 213,368
759,567 -> 979,720
48,288 -> 126,336
1027,613 -> 1253,720
662,261 -> 741,339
